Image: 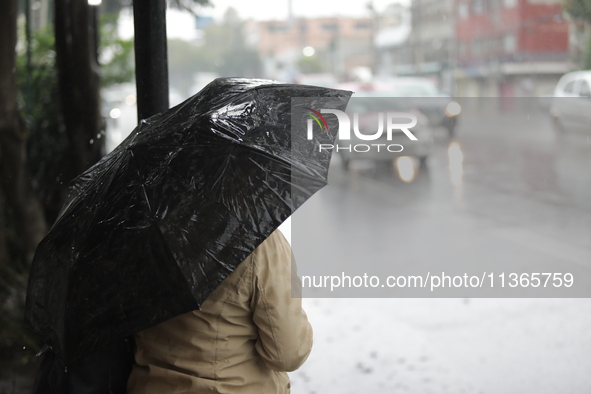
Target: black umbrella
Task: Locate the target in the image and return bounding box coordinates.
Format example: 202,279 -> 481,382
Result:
25,77 -> 351,365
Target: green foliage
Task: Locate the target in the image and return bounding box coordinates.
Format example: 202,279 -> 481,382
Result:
16,27 -> 69,223
208,20 -> 262,79
200,12 -> 262,76
0,26 -> 63,356
583,36 -> 591,69
13,15 -> 133,223
99,13 -> 135,86
217,47 -> 262,78
1,13 -> 134,358
168,38 -> 217,96
297,56 -> 325,74
564,0 -> 591,22
167,11 -> 263,97
168,0 -> 212,13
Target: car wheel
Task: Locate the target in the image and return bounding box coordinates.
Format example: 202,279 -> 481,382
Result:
341,157 -> 351,171
419,156 -> 428,168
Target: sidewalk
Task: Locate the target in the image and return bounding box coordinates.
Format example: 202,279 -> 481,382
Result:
289,298 -> 591,394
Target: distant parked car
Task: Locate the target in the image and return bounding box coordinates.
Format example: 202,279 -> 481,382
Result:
372,77 -> 461,135
550,71 -> 591,134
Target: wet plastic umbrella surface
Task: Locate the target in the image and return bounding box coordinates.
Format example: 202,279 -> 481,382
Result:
25,78 -> 351,364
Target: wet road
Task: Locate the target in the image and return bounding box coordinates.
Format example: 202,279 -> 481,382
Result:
288,99 -> 591,393
291,99 -> 591,298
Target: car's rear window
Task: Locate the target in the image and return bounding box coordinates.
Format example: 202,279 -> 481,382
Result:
564,80 -> 576,94
579,81 -> 591,97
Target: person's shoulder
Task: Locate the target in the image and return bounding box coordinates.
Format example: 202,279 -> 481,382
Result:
267,228 -> 289,246
252,229 -> 291,272
256,229 -> 290,253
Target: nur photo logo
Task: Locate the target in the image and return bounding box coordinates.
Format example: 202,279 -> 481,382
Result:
305,108 -> 419,153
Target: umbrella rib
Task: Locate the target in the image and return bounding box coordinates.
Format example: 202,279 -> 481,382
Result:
141,184 -> 152,214
127,148 -> 153,215
204,248 -> 233,273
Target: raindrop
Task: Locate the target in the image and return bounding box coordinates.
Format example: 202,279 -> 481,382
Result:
97,133 -> 102,139
90,139 -> 94,144
23,346 -> 26,350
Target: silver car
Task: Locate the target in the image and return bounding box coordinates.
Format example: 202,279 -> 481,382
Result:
337,92 -> 434,170
372,77 -> 460,135
550,71 -> 591,134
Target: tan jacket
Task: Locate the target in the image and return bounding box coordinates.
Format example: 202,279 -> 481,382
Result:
127,230 -> 312,394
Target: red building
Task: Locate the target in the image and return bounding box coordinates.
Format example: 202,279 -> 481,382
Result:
455,0 -> 570,96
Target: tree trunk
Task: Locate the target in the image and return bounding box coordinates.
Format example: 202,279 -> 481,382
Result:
0,0 -> 48,260
54,0 -> 103,178
0,191 -> 9,265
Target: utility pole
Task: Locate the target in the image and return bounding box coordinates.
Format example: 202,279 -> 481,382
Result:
133,0 -> 169,121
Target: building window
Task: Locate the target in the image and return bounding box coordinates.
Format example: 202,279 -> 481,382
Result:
503,33 -> 516,52
458,3 -> 469,19
299,21 -> 308,33
322,23 -> 338,32
471,0 -> 485,14
267,24 -> 288,33
504,0 -> 518,8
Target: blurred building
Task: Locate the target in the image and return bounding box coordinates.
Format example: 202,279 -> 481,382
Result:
374,1 -> 456,93
455,0 -> 570,97
246,17 -> 374,82
373,4 -> 412,75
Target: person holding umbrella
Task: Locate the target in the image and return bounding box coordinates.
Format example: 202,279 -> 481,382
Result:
127,229 -> 311,393
25,78 -> 351,393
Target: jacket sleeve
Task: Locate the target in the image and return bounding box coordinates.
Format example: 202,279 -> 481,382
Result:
250,230 -> 313,372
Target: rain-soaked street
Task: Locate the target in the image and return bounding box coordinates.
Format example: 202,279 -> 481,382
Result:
287,99 -> 591,393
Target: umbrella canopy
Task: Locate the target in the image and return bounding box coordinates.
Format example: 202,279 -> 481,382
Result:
25,77 -> 351,364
